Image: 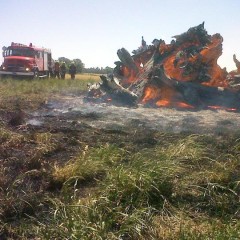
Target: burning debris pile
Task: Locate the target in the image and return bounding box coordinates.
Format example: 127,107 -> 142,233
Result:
86,22 -> 240,111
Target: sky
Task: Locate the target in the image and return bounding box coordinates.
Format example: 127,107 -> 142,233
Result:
1,0 -> 240,71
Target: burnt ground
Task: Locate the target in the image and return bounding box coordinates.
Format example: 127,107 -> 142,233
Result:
28,95 -> 240,135
1,94 -> 240,238
0,95 -> 170,237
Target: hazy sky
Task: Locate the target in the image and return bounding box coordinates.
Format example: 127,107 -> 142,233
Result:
1,0 -> 240,71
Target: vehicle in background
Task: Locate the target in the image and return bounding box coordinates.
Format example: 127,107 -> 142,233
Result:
0,42 -> 52,78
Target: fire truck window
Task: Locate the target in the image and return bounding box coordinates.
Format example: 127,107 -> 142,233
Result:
36,52 -> 40,58
13,49 -> 21,56
24,49 -> 34,57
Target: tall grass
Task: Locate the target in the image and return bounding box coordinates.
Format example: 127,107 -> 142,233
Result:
1,76 -> 240,239
39,134 -> 240,239
0,75 -> 99,110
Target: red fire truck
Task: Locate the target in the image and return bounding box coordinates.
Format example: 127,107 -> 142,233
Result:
0,42 -> 52,78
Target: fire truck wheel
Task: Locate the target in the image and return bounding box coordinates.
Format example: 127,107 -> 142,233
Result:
33,70 -> 39,79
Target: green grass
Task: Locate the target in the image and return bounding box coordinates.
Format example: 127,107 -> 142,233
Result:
1,77 -> 240,239
38,135 -> 240,239
0,75 -> 99,110
1,133 -> 240,239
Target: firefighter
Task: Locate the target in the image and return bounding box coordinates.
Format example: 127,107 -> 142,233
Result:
60,62 -> 66,79
54,60 -> 60,79
48,59 -> 55,78
69,61 -> 77,80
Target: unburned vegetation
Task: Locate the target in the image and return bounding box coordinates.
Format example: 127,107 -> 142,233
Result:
0,76 -> 240,239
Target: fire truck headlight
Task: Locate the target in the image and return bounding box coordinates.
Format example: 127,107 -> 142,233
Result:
25,67 -> 30,71
2,66 -> 5,70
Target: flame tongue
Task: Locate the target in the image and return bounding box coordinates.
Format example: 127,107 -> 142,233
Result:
208,106 -> 237,112
176,102 -> 194,109
156,99 -> 171,107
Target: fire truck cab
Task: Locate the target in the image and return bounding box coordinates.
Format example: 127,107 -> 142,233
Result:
0,42 -> 52,78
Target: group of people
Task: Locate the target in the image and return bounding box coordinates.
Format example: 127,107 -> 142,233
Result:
48,61 -> 77,80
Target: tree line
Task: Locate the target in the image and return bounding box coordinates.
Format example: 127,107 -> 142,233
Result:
58,57 -> 113,74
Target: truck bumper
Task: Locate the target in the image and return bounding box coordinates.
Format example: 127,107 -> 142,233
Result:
0,71 -> 34,76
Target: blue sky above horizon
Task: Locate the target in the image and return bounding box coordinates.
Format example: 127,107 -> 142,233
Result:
1,0 -> 240,71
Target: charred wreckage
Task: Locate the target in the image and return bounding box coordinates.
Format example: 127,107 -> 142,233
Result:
85,22 -> 240,111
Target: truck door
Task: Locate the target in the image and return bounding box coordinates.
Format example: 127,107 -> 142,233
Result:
35,51 -> 43,72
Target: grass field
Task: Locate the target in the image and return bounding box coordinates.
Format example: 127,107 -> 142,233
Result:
0,74 -> 100,110
0,76 -> 240,239
66,73 -> 101,81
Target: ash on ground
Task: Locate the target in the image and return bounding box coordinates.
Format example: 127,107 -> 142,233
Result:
28,96 -> 240,135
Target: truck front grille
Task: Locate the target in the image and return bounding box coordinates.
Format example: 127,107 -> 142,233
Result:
7,64 -> 25,71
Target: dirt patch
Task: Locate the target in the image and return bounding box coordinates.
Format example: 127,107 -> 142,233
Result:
27,95 -> 240,135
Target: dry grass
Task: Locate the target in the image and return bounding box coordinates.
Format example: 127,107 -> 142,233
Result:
39,135 -> 240,239
0,75 -> 99,111
0,77 -> 240,239
74,73 -> 101,81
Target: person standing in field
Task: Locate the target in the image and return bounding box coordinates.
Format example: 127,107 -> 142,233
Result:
48,59 -> 55,78
54,60 -> 60,79
60,62 -> 67,79
69,61 -> 77,80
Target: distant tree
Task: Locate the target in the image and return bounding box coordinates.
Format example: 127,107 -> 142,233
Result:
58,57 -> 71,66
105,66 -> 113,74
73,58 -> 84,73
57,56 -> 112,74
57,57 -> 85,73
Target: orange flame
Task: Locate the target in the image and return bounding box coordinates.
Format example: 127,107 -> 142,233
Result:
176,102 -> 194,109
208,105 -> 237,112
141,86 -> 161,103
156,99 -> 171,107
